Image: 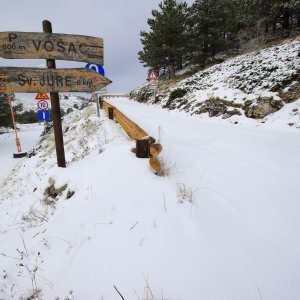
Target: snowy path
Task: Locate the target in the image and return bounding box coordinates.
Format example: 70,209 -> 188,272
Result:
107,98 -> 300,299
0,124 -> 43,183
0,102 -> 300,299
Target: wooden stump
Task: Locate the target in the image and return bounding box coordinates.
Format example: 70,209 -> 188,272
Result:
136,138 -> 150,158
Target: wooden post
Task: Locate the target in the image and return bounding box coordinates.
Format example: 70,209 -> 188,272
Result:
8,93 -> 27,158
8,93 -> 21,153
99,97 -> 103,109
43,20 -> 66,168
108,107 -> 114,120
136,138 -> 150,158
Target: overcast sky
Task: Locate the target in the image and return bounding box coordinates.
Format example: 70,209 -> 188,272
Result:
0,0 -> 194,98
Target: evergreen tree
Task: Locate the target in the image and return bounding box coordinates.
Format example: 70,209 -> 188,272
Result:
271,0 -> 300,36
0,93 -> 13,127
240,0 -> 300,36
259,0 -> 278,33
138,0 -> 299,78
138,0 -> 189,78
187,0 -> 238,67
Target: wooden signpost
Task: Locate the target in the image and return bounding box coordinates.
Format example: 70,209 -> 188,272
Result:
0,67 -> 112,93
0,20 -> 112,168
0,32 -> 103,65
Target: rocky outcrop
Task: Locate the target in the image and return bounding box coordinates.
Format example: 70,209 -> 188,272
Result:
244,97 -> 283,119
193,97 -> 242,118
43,177 -> 74,201
279,81 -> 300,103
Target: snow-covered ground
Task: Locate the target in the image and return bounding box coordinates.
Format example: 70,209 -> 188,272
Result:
14,95 -> 88,113
0,98 -> 300,299
0,124 -> 44,183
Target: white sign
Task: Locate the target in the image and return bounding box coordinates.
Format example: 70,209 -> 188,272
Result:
37,100 -> 49,110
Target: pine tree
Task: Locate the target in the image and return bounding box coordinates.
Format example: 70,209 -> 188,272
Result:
242,0 -> 300,36
138,0 -> 189,78
138,0 -> 299,79
272,0 -> 300,36
0,93 -> 12,127
187,0 -> 239,67
258,0 -> 277,33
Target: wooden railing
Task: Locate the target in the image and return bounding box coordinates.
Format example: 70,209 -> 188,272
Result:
102,95 -> 128,99
102,101 -> 148,140
99,98 -> 162,173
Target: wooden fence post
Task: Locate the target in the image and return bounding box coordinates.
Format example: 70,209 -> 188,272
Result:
99,97 -> 103,109
108,107 -> 114,120
136,138 -> 150,158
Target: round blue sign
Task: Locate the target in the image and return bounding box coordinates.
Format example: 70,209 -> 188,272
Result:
85,63 -> 105,76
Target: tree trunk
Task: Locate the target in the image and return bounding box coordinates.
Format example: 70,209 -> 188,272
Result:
202,23 -> 209,68
170,61 -> 175,78
211,40 -> 216,56
272,21 -> 277,33
283,8 -> 290,30
283,8 -> 291,36
265,21 -> 269,33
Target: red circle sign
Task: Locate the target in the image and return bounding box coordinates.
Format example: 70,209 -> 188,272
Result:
149,70 -> 158,81
37,100 -> 49,110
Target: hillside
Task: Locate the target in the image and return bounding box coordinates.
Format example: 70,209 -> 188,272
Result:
131,37 -> 300,128
13,95 -> 88,114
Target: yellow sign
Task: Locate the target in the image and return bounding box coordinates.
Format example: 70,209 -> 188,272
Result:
35,92 -> 50,100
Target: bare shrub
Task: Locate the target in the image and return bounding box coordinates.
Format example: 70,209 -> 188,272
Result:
177,183 -> 193,203
156,157 -> 171,177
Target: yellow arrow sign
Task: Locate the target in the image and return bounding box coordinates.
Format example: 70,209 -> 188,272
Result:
0,32 -> 103,65
0,67 -> 112,93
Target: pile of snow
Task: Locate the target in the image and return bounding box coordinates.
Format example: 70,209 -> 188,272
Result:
131,37 -> 300,125
1,99 -> 300,299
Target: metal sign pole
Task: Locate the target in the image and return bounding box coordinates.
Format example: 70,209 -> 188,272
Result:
8,93 -> 27,158
8,93 -> 21,152
43,20 -> 66,168
96,93 -> 100,117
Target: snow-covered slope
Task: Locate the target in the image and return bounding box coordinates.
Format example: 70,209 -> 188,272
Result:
1,99 -> 300,299
130,37 -> 300,127
14,94 -> 88,113
0,123 -> 43,183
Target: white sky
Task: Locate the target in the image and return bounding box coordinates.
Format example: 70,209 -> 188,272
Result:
0,0 -> 194,97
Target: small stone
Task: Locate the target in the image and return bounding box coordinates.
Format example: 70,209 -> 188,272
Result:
67,190 -> 75,199
222,113 -> 231,119
48,177 -> 55,186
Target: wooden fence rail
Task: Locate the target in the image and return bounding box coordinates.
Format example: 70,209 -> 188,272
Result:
102,95 -> 128,99
100,97 -> 162,173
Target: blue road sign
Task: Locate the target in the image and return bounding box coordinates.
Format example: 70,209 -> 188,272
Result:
38,109 -> 50,121
85,63 -> 105,76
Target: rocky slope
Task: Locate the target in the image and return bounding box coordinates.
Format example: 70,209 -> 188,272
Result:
130,37 -> 300,125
